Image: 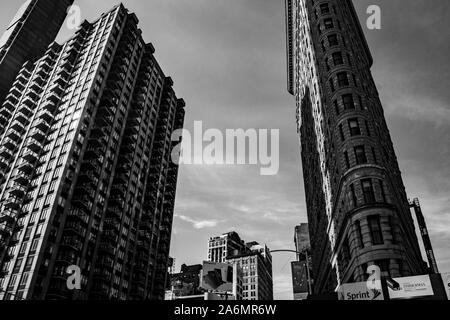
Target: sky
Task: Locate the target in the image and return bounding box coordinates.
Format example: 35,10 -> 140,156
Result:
1,0 -> 449,300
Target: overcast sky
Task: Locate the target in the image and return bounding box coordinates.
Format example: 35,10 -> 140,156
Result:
1,0 -> 449,300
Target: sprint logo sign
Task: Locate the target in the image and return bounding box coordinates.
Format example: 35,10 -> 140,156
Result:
338,281 -> 383,301
338,266 -> 384,301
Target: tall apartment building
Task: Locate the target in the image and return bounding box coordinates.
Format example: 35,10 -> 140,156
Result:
227,242 -> 273,301
0,4 -> 185,300
285,0 -> 427,293
208,231 -> 246,263
208,232 -> 273,300
0,0 -> 74,102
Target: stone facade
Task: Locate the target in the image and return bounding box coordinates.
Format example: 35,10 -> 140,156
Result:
285,0 -> 427,293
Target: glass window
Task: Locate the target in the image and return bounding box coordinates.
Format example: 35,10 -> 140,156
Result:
354,146 -> 367,165
348,118 -> 361,136
368,215 -> 383,245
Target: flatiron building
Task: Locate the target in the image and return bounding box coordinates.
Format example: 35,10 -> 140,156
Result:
0,4 -> 185,300
285,0 -> 427,294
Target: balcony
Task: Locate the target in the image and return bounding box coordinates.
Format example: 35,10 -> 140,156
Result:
42,101 -> 57,114
0,210 -> 15,223
97,257 -> 114,270
57,65 -> 71,79
22,96 -> 37,108
67,209 -> 89,224
27,140 -> 43,154
93,270 -> 112,283
34,120 -> 50,134
71,195 -> 92,210
17,104 -> 33,118
77,171 -> 97,185
47,91 -> 62,104
6,130 -> 21,142
38,110 -> 53,123
0,158 -> 9,170
36,67 -> 48,78
102,230 -> 117,242
97,115 -> 114,127
3,100 -> 16,112
98,243 -> 116,256
31,77 -> 44,89
4,139 -> 16,152
64,222 -> 85,237
27,88 -> 40,101
7,89 -> 20,101
61,237 -> 83,251
10,188 -> 26,199
14,174 -> 29,187
0,115 -> 8,126
0,108 -> 11,118
0,224 -> 12,236
15,114 -> 30,126
0,148 -> 13,159
22,152 -> 39,164
30,130 -> 47,143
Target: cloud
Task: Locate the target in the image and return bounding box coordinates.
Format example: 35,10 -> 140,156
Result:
176,215 -> 221,229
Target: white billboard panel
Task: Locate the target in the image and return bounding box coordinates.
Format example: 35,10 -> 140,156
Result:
388,275 -> 434,300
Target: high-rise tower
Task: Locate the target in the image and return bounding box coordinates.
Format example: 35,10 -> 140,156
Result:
285,0 -> 428,293
0,0 -> 74,102
0,4 -> 185,300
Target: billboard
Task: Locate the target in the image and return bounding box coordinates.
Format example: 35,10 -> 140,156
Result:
338,280 -> 384,301
441,273 -> 450,300
200,261 -> 234,293
291,261 -> 309,296
388,275 -> 434,300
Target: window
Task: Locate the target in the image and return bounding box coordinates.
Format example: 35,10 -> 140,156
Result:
344,151 -> 350,169
337,72 -> 349,86
365,120 -> 371,136
380,180 -> 387,203
329,79 -> 335,92
20,273 -> 29,285
342,94 -> 355,110
324,18 -> 334,29
328,34 -> 338,46
320,3 -> 330,14
361,179 -> 375,203
342,237 -> 351,262
348,118 -> 361,136
368,215 -> 383,245
334,100 -> 340,115
354,146 -> 367,165
372,147 -> 378,164
356,221 -> 364,248
339,124 -> 345,141
350,184 -> 357,207
332,52 -> 343,65
389,216 -> 396,244
31,239 -> 39,252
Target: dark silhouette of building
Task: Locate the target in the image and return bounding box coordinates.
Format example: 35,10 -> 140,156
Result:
0,0 -> 74,102
285,0 -> 428,294
0,4 -> 185,300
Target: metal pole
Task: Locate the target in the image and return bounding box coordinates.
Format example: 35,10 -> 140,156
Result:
305,250 -> 312,295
